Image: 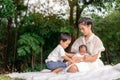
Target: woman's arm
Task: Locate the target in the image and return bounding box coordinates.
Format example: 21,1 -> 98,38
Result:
83,53 -> 99,62
73,53 -> 98,62
83,36 -> 105,62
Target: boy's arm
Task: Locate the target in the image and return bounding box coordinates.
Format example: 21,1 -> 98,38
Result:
62,55 -> 74,63
72,55 -> 83,63
65,53 -> 75,58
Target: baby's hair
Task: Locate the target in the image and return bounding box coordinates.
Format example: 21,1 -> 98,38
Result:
58,32 -> 71,42
79,45 -> 87,51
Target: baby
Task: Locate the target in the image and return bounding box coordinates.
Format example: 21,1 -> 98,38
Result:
68,45 -> 89,65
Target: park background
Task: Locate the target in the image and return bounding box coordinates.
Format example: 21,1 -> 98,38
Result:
0,0 -> 120,76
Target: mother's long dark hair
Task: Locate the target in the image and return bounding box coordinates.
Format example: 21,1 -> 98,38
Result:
78,17 -> 93,32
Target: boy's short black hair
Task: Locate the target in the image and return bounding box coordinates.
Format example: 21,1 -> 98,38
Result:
58,32 -> 71,42
79,45 -> 87,51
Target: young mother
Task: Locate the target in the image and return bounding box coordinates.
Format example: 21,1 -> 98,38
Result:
68,17 -> 105,72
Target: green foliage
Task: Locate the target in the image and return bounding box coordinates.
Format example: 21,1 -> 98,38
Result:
116,78 -> 120,80
17,33 -> 44,56
94,11 -> 120,64
19,12 -> 73,62
115,0 -> 120,11
25,63 -> 46,72
0,0 -> 120,72
0,0 -> 15,18
0,26 -> 7,42
60,24 -> 76,34
22,13 -> 66,37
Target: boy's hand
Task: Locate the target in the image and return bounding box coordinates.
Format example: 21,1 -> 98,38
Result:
72,56 -> 77,60
72,56 -> 84,62
72,56 -> 80,62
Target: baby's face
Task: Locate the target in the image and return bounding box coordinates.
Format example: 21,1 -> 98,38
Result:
79,47 -> 87,55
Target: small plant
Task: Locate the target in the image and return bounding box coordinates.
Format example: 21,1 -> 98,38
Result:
17,33 -> 44,70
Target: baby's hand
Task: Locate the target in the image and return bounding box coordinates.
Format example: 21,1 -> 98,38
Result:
84,55 -> 89,59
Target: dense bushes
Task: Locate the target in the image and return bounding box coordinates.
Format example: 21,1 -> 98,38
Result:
94,11 -> 120,64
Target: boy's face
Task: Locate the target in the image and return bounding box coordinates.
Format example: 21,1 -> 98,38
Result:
60,40 -> 71,49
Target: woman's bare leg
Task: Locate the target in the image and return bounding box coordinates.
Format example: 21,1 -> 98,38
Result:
52,68 -> 63,73
67,65 -> 78,73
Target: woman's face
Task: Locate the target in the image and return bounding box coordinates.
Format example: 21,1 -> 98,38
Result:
79,23 -> 91,36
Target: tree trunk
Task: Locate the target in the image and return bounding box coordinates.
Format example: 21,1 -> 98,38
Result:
12,16 -> 18,72
13,0 -> 19,71
31,52 -> 36,69
75,0 -> 80,37
66,0 -> 75,51
75,0 -> 84,37
40,45 -> 43,70
68,0 -> 75,26
31,52 -> 34,68
3,17 -> 12,71
69,5 -> 74,25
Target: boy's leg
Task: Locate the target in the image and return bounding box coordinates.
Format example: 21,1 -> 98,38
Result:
46,61 -> 67,73
52,68 -> 63,73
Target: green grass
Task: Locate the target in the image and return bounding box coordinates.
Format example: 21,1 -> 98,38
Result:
0,74 -> 120,80
0,75 -> 24,80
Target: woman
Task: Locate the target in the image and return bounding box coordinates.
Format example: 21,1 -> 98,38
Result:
67,17 -> 105,72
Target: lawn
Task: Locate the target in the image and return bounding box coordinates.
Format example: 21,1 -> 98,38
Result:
0,74 -> 120,80
0,75 -> 24,80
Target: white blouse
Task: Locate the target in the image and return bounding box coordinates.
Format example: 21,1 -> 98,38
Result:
71,34 -> 105,58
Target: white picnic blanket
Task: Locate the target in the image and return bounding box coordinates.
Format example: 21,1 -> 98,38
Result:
8,63 -> 120,80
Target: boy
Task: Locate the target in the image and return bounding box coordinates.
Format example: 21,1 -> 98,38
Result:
45,32 -> 74,73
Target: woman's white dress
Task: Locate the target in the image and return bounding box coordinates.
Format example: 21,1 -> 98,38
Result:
71,33 -> 105,72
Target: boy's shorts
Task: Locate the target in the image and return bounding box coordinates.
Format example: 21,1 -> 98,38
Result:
46,60 -> 67,70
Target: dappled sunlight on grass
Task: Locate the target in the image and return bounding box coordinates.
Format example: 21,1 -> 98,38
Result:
0,75 -> 24,80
